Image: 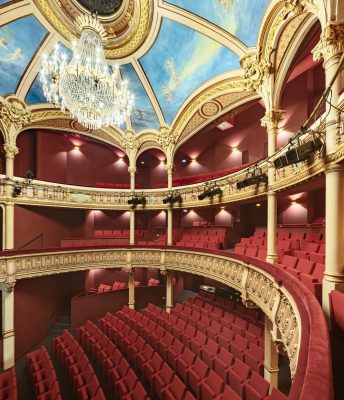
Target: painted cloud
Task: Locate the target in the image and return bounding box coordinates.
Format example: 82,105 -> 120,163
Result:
167,0 -> 270,47
140,18 -> 240,124
0,15 -> 47,95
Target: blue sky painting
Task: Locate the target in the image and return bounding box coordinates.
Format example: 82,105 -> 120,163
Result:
26,43 -> 72,104
0,15 -> 47,95
121,63 -> 160,132
166,0 -> 270,47
0,0 -> 11,5
140,18 -> 240,124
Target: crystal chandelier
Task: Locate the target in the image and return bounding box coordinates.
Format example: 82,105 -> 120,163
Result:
40,14 -> 134,130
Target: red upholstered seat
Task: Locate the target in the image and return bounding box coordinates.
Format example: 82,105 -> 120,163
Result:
176,348 -> 196,382
187,358 -> 210,399
228,358 -> 251,397
245,371 -> 270,400
200,370 -> 224,400
152,363 -> 174,399
213,347 -> 234,382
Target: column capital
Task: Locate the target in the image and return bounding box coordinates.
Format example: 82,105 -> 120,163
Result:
325,163 -> 344,175
5,281 -> 15,293
312,22 -> 344,66
165,163 -> 174,173
3,144 -> 19,160
261,109 -> 285,131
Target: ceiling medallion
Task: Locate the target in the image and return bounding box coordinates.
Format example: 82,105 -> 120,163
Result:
40,14 -> 134,129
34,0 -> 154,59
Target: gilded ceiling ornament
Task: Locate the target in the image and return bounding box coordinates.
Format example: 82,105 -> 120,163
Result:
0,98 -> 30,133
261,109 -> 286,131
312,22 -> 344,63
33,0 -> 153,59
240,54 -> 272,93
158,125 -> 175,150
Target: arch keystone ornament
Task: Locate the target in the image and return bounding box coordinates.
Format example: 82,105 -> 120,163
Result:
240,54 -> 272,93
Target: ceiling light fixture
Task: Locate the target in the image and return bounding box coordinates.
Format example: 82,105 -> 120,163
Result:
181,159 -> 187,164
40,14 -> 134,130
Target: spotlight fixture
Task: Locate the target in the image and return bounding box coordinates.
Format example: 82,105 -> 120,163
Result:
163,192 -> 182,205
198,184 -> 223,201
127,195 -> 146,206
274,137 -> 322,169
236,169 -> 268,190
13,182 -> 22,197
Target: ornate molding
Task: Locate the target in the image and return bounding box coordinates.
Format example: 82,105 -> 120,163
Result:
0,98 -> 30,135
312,22 -> 344,63
240,54 -> 272,93
33,0 -> 154,59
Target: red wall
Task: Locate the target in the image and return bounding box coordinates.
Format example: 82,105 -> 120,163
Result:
14,272 -> 84,359
14,206 -> 86,249
15,130 -> 130,187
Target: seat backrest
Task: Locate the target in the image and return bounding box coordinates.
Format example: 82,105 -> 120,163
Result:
217,347 -> 234,365
233,334 -> 248,349
195,331 -> 207,345
223,384 -> 242,400
160,363 -> 174,384
151,353 -> 164,369
270,387 -> 289,400
304,242 -> 319,253
282,255 -> 298,269
297,258 -> 315,274
193,358 -> 209,378
233,359 -> 250,379
207,370 -> 224,392
182,348 -> 196,364
170,375 -> 186,398
249,371 -> 270,396
313,263 -> 325,280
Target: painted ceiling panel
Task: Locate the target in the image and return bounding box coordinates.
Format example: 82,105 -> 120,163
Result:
26,43 -> 72,105
140,18 -> 240,124
0,15 -> 47,95
0,0 -> 11,5
166,0 -> 270,47
121,64 -> 160,132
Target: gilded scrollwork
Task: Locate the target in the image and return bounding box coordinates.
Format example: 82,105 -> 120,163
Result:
312,22 -> 344,63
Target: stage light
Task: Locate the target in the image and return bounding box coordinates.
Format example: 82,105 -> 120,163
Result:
198,184 -> 223,201
274,137 -> 322,169
25,170 -> 35,180
236,169 -> 268,190
128,195 -> 146,206
163,192 -> 182,205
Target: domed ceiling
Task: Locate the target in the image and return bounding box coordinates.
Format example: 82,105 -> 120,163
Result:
0,0 -> 270,134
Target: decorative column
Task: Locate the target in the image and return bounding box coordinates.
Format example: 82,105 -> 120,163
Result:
2,283 -> 15,369
3,145 -> 19,251
261,110 -> 285,264
166,271 -> 174,313
128,165 -> 137,246
264,315 -> 279,389
128,269 -> 135,310
167,208 -> 173,246
313,22 -> 344,316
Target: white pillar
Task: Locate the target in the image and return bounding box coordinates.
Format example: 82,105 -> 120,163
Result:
167,208 -> 173,246
323,164 -> 344,315
2,286 -> 15,369
130,209 -> 135,245
312,23 -> 344,316
128,166 -> 137,192
128,270 -> 135,310
3,145 -> 18,251
261,110 -> 285,264
264,316 -> 279,390
166,271 -> 174,313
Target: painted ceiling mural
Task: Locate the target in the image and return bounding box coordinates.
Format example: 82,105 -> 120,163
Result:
140,18 -> 240,124
121,64 -> 160,132
0,0 -> 271,132
0,15 -> 47,95
166,0 -> 270,47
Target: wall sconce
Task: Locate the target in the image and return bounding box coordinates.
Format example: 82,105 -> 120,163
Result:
256,203 -> 261,207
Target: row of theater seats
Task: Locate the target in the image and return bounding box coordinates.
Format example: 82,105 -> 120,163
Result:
0,368 -> 17,399
234,229 -> 325,263
97,296 -> 287,400
176,229 -> 228,250
233,229 -> 325,302
275,255 -> 324,302
96,162 -> 255,190
77,320 -> 150,399
26,346 -> 62,399
88,279 -> 160,295
53,330 -> 105,399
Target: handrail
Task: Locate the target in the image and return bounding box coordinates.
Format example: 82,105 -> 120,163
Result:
19,232 -> 44,250
0,245 -> 333,400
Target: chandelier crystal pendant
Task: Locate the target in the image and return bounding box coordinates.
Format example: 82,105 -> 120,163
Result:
40,14 -> 134,130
